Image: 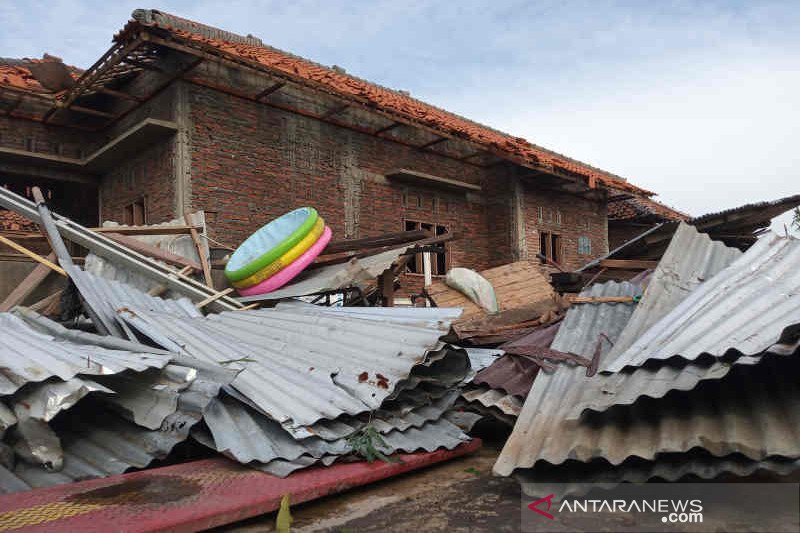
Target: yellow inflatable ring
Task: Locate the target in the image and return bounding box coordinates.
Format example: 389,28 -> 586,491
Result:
232,217 -> 326,289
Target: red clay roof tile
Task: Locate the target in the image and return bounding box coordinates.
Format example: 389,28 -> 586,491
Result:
117,10 -> 652,195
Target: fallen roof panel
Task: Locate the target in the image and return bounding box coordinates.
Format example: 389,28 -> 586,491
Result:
605,222 -> 742,361
118,305 -> 463,428
494,340 -> 800,476
0,313 -> 170,395
605,232 -> 800,372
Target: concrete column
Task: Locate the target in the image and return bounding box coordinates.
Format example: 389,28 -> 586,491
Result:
173,82 -> 192,216
510,175 -> 528,261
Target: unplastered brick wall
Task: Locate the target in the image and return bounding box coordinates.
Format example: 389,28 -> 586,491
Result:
523,183 -> 608,270
187,85 -> 497,290
0,115 -> 93,160
99,139 -> 176,225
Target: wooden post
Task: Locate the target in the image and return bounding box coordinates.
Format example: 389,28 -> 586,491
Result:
422,252 -> 433,289
379,269 -> 395,307
184,212 -> 214,288
0,253 -> 59,312
0,236 -> 66,276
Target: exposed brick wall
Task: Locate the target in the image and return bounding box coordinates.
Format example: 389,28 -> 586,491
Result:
523,184 -> 608,271
187,84 -> 495,275
99,139 -> 176,225
0,115 -> 93,160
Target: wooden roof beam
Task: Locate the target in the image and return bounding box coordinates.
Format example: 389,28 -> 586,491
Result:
418,137 -> 448,150
374,121 -> 402,135
321,103 -> 350,119
97,87 -> 142,102
255,82 -> 285,100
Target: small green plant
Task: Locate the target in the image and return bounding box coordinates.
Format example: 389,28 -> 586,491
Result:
793,207 -> 800,230
464,467 -> 481,476
346,424 -> 401,464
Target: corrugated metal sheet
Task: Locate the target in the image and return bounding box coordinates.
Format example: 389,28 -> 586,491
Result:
0,313 -> 170,395
462,347 -> 503,377
11,377 -> 112,422
118,305 -> 464,429
84,211 -> 209,297
2,362 -> 228,493
607,222 -> 742,359
494,331 -> 800,476
461,385 -> 522,416
551,281 -> 641,358
517,450 -> 800,497
606,233 -> 800,372
237,247 -> 408,302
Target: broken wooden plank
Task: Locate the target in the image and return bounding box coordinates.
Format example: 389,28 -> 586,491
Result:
0,253 -> 58,312
184,211 -> 213,288
0,235 -> 66,276
90,225 -> 203,236
104,232 -> 202,271
598,259 -> 659,269
324,230 -> 429,254
148,265 -> 195,297
195,288 -> 235,309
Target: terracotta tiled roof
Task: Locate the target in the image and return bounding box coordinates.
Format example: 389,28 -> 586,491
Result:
0,210 -> 37,231
0,56 -> 81,94
608,192 -> 689,222
115,10 -> 651,195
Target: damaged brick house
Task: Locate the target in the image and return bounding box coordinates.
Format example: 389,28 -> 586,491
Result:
0,9 -> 665,292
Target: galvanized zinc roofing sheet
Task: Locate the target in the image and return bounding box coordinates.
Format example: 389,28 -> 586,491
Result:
118,305 -> 461,428
550,281 -> 641,358
606,233 -> 800,372
494,340 -> 800,476
607,222 -> 742,360
0,313 -> 170,395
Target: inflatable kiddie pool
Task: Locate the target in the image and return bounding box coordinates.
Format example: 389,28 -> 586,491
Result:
238,225 -> 332,296
225,207 -> 318,283
232,217 -> 326,289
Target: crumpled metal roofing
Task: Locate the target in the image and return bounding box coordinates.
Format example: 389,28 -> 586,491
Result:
70,268 -> 201,335
460,385 -> 522,416
11,377 -> 112,422
517,450 -> 800,497
237,246 -> 409,302
196,389 -> 468,470
607,222 -> 741,360
118,304 -> 464,429
462,348 -> 504,375
2,362 -> 228,493
83,211 -> 210,298
0,313 -> 170,395
550,281 -> 640,358
496,347 -> 800,476
606,233 -> 800,372
564,223 -> 744,416
471,355 -> 539,398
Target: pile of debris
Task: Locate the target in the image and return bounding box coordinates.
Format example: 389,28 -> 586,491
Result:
494,222 -> 800,493
428,261 -> 567,345
0,187 -> 476,494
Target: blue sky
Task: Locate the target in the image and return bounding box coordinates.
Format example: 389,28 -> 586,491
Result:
2,1 -> 798,231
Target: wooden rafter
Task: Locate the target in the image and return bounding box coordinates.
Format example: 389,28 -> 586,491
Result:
255,82 -> 285,100
418,137 -> 448,150
374,122 -> 402,135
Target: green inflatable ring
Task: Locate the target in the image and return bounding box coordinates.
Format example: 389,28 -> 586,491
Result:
224,207 -> 319,282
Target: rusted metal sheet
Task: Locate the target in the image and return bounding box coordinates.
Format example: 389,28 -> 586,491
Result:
472,355 -> 540,399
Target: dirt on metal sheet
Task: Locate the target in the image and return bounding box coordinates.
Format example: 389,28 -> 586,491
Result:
67,475 -> 201,505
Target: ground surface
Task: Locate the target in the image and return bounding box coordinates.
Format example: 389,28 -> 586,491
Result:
221,442 -> 521,533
